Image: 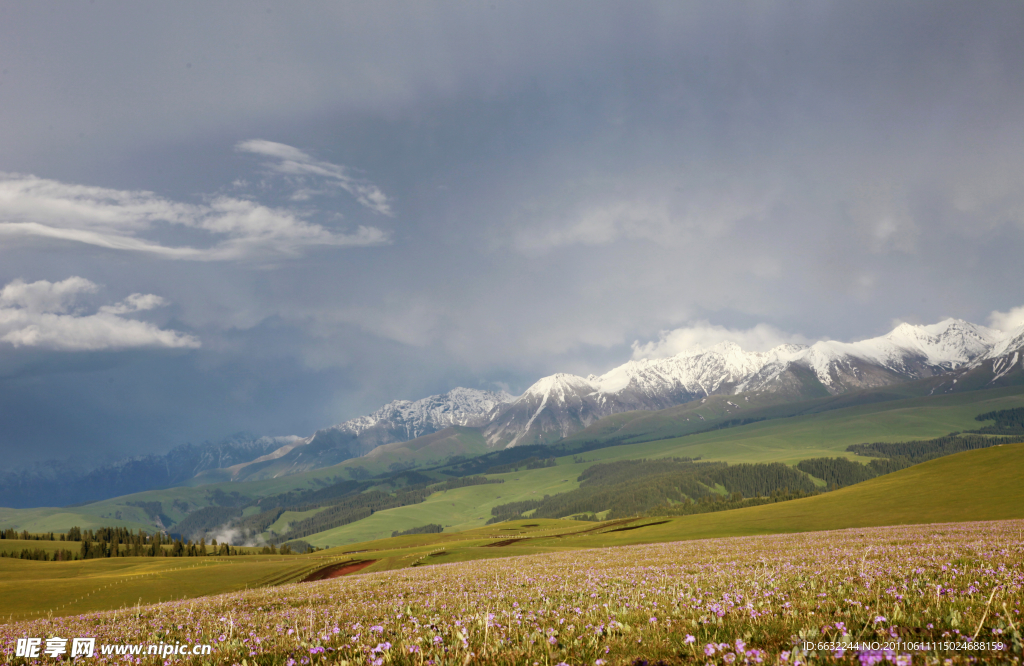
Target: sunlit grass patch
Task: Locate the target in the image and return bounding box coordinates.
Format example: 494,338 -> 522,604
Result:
3,520 -> 1021,664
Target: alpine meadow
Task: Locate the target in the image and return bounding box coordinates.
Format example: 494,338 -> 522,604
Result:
2,3 -> 1024,666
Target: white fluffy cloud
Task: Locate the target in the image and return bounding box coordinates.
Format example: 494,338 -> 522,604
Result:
0,277 -> 199,351
988,305 -> 1024,333
631,321 -> 810,359
0,170 -> 389,261
237,139 -> 393,216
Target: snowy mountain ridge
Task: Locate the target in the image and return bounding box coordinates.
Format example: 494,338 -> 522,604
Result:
483,318 -> 1024,447
329,386 -> 514,440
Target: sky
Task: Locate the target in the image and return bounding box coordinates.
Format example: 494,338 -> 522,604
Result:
2,2 -> 1024,467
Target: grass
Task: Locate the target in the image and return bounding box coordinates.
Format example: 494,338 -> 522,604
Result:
0,552 -> 355,622
3,520 -> 1021,664
3,443 -> 1023,623
0,540 -> 78,556
294,387 -> 1024,546
305,441 -> 1024,567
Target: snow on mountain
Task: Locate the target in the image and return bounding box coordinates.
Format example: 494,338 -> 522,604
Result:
980,323 -> 1024,363
218,388 -> 514,479
336,387 -> 513,440
189,317 -> 1024,480
797,319 -> 998,388
484,318 -> 1010,447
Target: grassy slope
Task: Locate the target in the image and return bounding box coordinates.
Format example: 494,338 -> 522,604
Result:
0,554 -> 344,622
2,386 -> 1022,537
316,441 -> 1024,568
573,384 -> 1024,465
298,386 -> 1024,546
300,465 -> 584,547
5,444 -> 1022,621
562,441 -> 1024,547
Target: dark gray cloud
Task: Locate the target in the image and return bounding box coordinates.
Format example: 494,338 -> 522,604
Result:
1,2 -> 1023,465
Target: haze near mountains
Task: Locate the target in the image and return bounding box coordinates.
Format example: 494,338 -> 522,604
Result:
2,316 -> 1021,508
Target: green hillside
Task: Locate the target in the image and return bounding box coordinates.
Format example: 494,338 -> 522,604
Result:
0,553 -> 343,621
1,385 -> 1021,540
297,386 -> 1024,546
4,443 -> 1022,622
312,441 -> 1024,566
560,441 -> 1024,547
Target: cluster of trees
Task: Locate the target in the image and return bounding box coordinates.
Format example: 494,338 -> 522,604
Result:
0,529 -> 57,540
76,529 -> 252,559
488,499 -> 545,524
847,433 -> 1009,465
0,526 -> 273,560
432,476 -> 503,491
391,524 -> 444,537
173,506 -> 243,539
795,457 -> 908,488
971,408 -> 1024,436
637,488 -> 821,518
488,459 -> 819,523
484,457 -> 556,474
269,487 -> 434,543
441,445 -> 558,477
798,424 -> 1019,490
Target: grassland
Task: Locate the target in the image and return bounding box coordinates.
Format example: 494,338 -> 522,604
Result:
2,443 -> 1023,625
3,520 -> 1020,664
296,442 -> 1024,567
297,387 -> 1024,546
0,552 -> 356,622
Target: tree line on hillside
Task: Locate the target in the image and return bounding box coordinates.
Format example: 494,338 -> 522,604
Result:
487,459 -> 819,523
265,487 -> 434,544
0,526 -> 294,560
485,457 -> 557,475
846,433 -> 1011,466
1,529 -> 59,540
795,457 -> 911,489
797,429 -> 1018,490
971,407 -> 1024,436
392,524 -> 444,537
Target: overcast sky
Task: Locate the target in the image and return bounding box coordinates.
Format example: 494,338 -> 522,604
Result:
2,2 -> 1024,466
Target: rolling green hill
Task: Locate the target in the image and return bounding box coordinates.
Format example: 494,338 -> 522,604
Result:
1,385 -> 1022,541
295,386 -> 1024,546
311,441 -> 1024,566
4,443 -> 1022,622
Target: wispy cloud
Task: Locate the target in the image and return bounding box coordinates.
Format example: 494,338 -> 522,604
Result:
0,172 -> 389,261
988,304 -> 1024,333
0,277 -> 199,350
631,321 -> 810,359
236,139 -> 394,216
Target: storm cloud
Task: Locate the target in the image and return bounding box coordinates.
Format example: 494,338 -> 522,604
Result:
1,2 -> 1023,465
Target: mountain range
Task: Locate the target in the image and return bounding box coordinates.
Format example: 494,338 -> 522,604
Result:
3,317 -> 1022,507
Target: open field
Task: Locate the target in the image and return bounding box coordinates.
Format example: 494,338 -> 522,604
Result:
0,553 -> 355,622
3,520 -> 1021,664
3,443 -> 1023,626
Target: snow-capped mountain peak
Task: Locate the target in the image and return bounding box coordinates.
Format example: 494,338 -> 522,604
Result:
520,373 -> 597,400
338,387 -> 513,439
484,316 -> 1018,447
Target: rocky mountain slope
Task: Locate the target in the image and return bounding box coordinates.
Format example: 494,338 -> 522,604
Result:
200,387 -> 512,481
